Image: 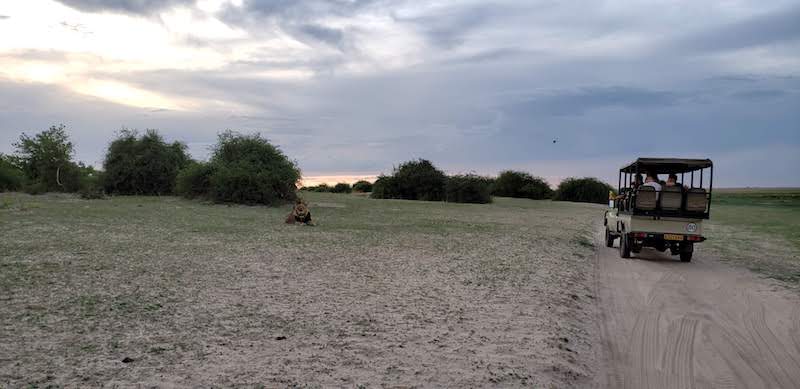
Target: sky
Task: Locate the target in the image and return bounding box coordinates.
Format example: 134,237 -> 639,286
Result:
0,0 -> 798,187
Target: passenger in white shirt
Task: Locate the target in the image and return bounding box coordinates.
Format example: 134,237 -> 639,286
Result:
641,174 -> 662,198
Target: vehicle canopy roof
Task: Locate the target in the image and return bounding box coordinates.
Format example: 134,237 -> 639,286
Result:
620,158 -> 713,174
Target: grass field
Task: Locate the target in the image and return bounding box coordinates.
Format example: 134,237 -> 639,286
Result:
0,192 -> 601,387
706,188 -> 800,284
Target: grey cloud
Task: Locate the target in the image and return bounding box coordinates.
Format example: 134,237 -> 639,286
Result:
510,87 -> 678,116
440,48 -> 530,66
54,0 -> 194,15
731,89 -> 788,100
0,15 -> 9,20
393,4 -> 497,49
297,24 -> 344,47
672,5 -> 800,53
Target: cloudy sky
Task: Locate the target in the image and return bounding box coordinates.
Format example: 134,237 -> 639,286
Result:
0,0 -> 798,187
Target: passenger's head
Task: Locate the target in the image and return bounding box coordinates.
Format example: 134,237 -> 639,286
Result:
666,174 -> 678,186
645,173 -> 657,183
633,174 -> 643,185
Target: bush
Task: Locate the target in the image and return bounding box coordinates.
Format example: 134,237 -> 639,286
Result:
352,180 -> 373,193
23,181 -> 47,195
370,175 -> 398,199
331,183 -> 352,193
492,170 -> 553,199
304,184 -> 331,192
445,174 -> 492,204
0,155 -> 24,192
102,129 -> 190,195
12,124 -> 82,192
179,131 -> 300,205
553,177 -> 614,204
175,162 -> 214,199
371,159 -> 446,201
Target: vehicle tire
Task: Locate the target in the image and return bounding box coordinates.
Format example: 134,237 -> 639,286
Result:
619,233 -> 631,258
605,228 -> 615,248
655,241 -> 666,252
680,242 -> 693,262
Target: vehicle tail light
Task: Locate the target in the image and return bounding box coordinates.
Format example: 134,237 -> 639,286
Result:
632,232 -> 647,238
687,235 -> 703,241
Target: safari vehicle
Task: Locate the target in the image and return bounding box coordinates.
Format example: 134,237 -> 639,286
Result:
604,158 -> 713,262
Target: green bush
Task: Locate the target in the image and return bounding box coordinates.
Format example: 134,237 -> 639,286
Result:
12,124 -> 82,192
371,159 -> 446,201
175,162 -> 214,199
304,184 -> 331,192
445,174 -> 492,204
331,183 -> 352,193
102,129 -> 190,195
370,175 -> 397,199
352,180 -> 373,193
553,177 -> 614,204
180,131 -> 299,205
0,155 -> 25,192
492,170 -> 553,199
23,181 -> 47,195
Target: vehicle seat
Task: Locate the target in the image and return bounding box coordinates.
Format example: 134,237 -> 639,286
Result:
635,186 -> 657,210
685,188 -> 707,212
660,186 -> 682,211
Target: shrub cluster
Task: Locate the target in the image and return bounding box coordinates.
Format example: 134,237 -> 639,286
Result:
175,131 -> 300,205
102,129 -> 190,195
331,183 -> 352,193
371,159 -> 447,201
174,162 -> 214,199
352,180 -> 373,193
445,174 -> 492,204
8,125 -> 100,194
553,177 -> 614,204
492,170 -> 553,199
302,184 -> 331,192
0,154 -> 24,192
371,160 -> 492,204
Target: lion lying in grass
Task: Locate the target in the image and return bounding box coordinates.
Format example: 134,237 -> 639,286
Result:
285,198 -> 314,225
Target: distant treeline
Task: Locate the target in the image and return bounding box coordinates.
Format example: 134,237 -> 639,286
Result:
0,125 -> 613,205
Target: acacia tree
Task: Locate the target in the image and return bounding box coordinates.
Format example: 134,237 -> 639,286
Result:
12,124 -> 81,192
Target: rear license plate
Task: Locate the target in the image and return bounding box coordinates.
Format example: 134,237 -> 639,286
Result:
664,234 -> 684,241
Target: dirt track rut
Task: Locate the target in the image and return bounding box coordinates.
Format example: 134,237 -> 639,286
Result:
594,234 -> 800,389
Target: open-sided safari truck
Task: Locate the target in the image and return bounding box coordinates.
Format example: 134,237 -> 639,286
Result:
604,158 -> 713,262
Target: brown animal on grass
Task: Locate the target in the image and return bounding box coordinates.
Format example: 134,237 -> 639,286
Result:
286,198 -> 314,225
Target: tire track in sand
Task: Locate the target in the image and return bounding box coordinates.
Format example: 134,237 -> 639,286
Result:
596,236 -> 800,389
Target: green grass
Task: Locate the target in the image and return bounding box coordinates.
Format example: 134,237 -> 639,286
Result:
706,188 -> 800,284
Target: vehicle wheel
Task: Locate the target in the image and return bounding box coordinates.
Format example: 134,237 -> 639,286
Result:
680,242 -> 693,262
605,228 -> 615,248
655,241 -> 667,252
619,233 -> 631,258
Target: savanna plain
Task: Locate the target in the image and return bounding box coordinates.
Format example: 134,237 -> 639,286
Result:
1,189 -> 798,388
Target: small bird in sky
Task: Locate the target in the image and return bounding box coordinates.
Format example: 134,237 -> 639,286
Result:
552,138 -> 558,144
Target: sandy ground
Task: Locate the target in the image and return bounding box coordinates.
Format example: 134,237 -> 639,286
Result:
594,233 -> 800,388
0,194 -> 601,388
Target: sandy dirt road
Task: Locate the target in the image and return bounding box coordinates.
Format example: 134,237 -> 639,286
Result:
595,235 -> 800,389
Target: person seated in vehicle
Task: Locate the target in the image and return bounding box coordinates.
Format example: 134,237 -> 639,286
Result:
641,173 -> 662,199
632,174 -> 643,189
642,173 -> 661,191
665,173 -> 683,189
